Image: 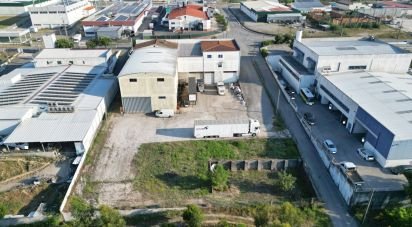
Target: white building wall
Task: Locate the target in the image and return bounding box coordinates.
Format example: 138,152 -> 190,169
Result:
178,57 -> 203,72
0,0 -> 60,16
169,15 -> 210,31
240,4 -> 257,22
29,0 -> 92,28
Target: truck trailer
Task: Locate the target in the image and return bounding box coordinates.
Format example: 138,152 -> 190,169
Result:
194,119 -> 260,138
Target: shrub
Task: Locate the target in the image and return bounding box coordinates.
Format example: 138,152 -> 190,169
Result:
276,171 -> 296,192
182,205 -> 203,227
372,22 -> 380,29
210,164 -> 229,191
254,205 -> 270,227
0,203 -> 6,219
99,205 -> 126,227
260,48 -> 269,58
261,40 -> 273,47
278,202 -> 304,226
55,38 -> 74,48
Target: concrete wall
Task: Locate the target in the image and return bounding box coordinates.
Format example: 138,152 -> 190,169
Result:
119,73 -> 178,111
240,4 -> 258,22
210,159 -> 301,171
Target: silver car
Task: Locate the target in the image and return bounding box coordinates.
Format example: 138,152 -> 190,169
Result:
323,139 -> 337,154
357,148 -> 375,161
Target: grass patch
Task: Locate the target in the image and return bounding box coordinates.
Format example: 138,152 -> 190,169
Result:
0,156 -> 53,181
134,139 -> 299,204
0,183 -> 68,215
124,210 -> 183,226
273,113 -> 285,131
0,16 -> 25,28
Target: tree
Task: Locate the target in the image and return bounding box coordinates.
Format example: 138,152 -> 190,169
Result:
260,48 -> 269,58
86,40 -> 97,48
210,164 -> 229,191
384,206 -> 412,227
70,196 -> 94,226
55,38 -> 74,48
278,202 -> 304,227
0,203 -> 6,219
182,204 -> 203,227
254,205 -> 270,227
276,171 -> 296,192
97,37 -> 112,47
98,205 -> 126,227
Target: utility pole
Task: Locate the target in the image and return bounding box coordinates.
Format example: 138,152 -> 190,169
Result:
362,189 -> 375,225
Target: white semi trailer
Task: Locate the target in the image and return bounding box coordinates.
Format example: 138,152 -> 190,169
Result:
194,119 -> 260,138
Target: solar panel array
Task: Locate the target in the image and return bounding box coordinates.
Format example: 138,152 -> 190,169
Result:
0,73 -> 56,106
96,16 -> 109,21
29,72 -> 97,106
114,15 -> 129,21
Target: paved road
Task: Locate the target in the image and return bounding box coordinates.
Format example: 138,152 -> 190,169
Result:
219,4 -> 358,227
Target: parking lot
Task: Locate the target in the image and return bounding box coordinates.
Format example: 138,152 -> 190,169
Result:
88,84 -> 281,207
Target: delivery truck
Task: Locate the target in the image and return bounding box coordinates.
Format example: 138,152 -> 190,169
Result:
194,119 -> 260,138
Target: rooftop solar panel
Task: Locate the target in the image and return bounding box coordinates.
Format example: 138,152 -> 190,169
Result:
114,15 -> 129,21
96,16 -> 108,21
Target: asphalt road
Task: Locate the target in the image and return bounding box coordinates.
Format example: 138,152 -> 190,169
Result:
219,4 -> 358,227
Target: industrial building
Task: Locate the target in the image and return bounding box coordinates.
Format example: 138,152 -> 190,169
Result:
0,0 -> 60,16
82,0 -> 152,38
119,39 -> 240,113
167,4 -> 211,31
28,0 -> 95,29
0,65 -> 117,155
0,48 -> 118,155
270,32 -> 412,167
240,0 -> 304,23
0,29 -> 31,44
33,48 -> 113,68
317,71 -> 412,167
291,0 -> 331,13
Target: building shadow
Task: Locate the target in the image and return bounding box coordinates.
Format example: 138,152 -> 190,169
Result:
156,128 -> 193,138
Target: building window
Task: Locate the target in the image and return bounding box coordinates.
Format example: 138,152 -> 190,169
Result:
57,61 -> 62,65
157,78 -> 164,82
58,11 -> 65,13
348,65 -> 367,70
207,55 -> 212,58
49,11 -> 57,14
218,62 -> 223,68
218,54 -> 223,58
46,61 -> 53,65
171,22 -> 175,25
40,11 -> 48,14
129,78 -> 137,82
69,61 -> 73,64
31,12 -> 38,14
82,61 -> 85,64
158,96 -> 166,99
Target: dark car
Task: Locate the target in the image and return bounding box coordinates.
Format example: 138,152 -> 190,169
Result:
389,165 -> 412,175
284,86 -> 296,100
303,112 -> 315,125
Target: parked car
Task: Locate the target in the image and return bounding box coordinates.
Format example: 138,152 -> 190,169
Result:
197,79 -> 204,92
323,139 -> 337,154
155,109 -> 174,118
284,86 -> 296,100
303,112 -> 315,125
357,148 -> 375,161
389,165 -> 412,175
8,143 -> 29,150
216,81 -> 225,96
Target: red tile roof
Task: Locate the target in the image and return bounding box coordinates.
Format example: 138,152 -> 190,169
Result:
168,5 -> 208,20
200,40 -> 240,52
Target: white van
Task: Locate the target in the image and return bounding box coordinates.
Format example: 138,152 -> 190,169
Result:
155,109 -> 174,118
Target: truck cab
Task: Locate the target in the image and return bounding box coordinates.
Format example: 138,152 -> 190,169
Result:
249,119 -> 260,136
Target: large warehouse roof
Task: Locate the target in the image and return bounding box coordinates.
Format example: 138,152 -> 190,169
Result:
300,38 -> 406,56
1,65 -> 117,144
324,71 -> 412,141
35,48 -> 110,59
242,0 -> 292,12
119,42 -> 178,77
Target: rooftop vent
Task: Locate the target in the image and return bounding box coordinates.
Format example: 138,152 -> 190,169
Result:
336,47 -> 357,51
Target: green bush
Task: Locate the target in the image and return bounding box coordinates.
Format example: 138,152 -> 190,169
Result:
277,171 -> 296,192
86,37 -> 112,48
182,205 -> 203,227
254,205 -> 271,227
210,164 -> 229,191
55,38 -> 74,48
0,203 -> 6,219
70,196 -> 94,226
372,22 -> 380,29
261,40 -> 273,47
98,205 -> 126,227
260,48 -> 269,58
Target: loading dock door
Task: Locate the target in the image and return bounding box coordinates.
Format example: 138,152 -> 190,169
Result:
204,72 -> 214,85
122,97 -> 152,113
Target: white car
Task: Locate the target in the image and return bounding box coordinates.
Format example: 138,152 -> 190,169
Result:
216,82 -> 225,96
323,139 -> 337,154
357,148 -> 375,161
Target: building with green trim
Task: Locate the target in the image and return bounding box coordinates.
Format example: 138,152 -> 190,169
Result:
0,0 -> 59,16
240,0 -> 304,23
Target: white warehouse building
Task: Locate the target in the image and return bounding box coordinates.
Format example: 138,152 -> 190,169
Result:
119,39 -> 241,113
29,0 -> 95,29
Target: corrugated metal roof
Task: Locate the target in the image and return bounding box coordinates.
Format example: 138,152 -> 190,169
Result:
323,71 -> 412,141
195,119 -> 250,125
35,49 -> 110,60
119,45 -> 177,77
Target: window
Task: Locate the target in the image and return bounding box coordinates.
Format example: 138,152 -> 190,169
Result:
348,65 -> 367,70
46,61 -> 53,65
171,22 -> 175,25
218,54 -> 223,58
129,78 -> 137,82
82,61 -> 86,64
218,62 -> 223,68
157,78 -> 164,82
31,12 -> 38,14
49,11 -> 57,14
40,11 -> 47,14
58,11 -> 65,14
207,55 -> 212,58
158,96 -> 166,99
69,61 -> 74,64
57,61 -> 62,65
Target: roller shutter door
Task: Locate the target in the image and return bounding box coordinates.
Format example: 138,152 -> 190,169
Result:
204,72 -> 214,85
122,97 -> 152,113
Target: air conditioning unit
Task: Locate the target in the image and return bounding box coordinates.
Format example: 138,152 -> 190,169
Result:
322,66 -> 331,74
